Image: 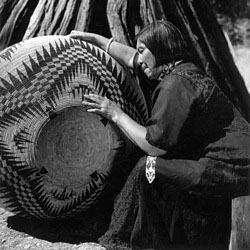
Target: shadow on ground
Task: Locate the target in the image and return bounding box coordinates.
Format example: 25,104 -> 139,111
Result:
6,206 -> 110,244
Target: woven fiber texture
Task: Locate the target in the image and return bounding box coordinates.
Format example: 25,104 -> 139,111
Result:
0,35 -> 148,219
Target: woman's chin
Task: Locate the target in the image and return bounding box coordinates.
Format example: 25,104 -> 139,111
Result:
146,73 -> 157,80
144,69 -> 154,79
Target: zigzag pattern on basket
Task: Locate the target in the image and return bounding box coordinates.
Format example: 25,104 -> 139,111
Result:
0,36 -> 148,219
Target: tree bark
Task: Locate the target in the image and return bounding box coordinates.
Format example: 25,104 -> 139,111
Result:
23,0 -> 79,39
74,0 -> 96,31
0,0 -> 14,30
106,0 -> 131,45
21,0 -> 44,39
230,197 -> 250,250
0,0 -> 31,50
147,0 -> 166,22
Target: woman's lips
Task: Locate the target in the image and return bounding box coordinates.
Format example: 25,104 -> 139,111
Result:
144,68 -> 152,76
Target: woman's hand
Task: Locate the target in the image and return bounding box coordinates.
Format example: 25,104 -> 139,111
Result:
69,30 -> 137,69
82,94 -> 123,123
69,31 -> 108,50
69,30 -> 94,41
83,94 -> 166,156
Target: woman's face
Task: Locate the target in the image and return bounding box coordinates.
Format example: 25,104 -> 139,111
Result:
136,40 -> 162,80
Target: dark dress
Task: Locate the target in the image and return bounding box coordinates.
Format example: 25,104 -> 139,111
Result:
99,62 -> 250,250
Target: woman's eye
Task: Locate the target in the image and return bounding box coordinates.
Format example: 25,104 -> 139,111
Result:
138,48 -> 144,54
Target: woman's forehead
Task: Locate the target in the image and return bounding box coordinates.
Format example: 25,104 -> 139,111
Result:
136,40 -> 147,49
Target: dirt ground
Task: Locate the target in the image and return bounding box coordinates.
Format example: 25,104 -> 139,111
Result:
0,207 -> 107,250
0,207 -> 230,250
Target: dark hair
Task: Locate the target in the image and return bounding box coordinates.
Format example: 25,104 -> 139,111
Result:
136,20 -> 189,66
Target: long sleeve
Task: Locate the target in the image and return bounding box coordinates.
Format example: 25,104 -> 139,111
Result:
146,74 -> 200,151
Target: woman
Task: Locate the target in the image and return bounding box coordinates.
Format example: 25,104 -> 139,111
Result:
70,21 -> 250,250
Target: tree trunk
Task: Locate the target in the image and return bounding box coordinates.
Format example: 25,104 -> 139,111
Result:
106,0 -> 130,45
23,0 -> 79,39
230,197 -> 250,250
74,0 -> 96,31
0,0 -> 35,51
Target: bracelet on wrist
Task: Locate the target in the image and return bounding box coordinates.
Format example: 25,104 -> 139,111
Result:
105,38 -> 114,54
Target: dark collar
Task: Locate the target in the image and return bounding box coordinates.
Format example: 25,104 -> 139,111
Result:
173,62 -> 204,75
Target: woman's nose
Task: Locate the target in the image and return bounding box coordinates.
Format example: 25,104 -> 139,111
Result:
136,57 -> 143,69
137,54 -> 143,65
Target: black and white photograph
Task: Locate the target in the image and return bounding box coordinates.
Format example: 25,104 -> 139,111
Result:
0,1 -> 250,249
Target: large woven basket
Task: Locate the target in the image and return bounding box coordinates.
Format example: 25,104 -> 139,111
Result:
0,35 -> 148,219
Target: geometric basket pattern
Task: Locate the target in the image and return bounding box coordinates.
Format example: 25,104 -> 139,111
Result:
0,36 -> 148,219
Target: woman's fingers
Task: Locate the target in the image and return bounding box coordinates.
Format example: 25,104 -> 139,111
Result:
82,98 -> 101,113
82,94 -> 122,123
82,99 -> 104,115
68,30 -> 77,37
69,30 -> 84,39
84,94 -> 104,102
82,94 -> 106,110
85,108 -> 99,113
82,101 -> 101,108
